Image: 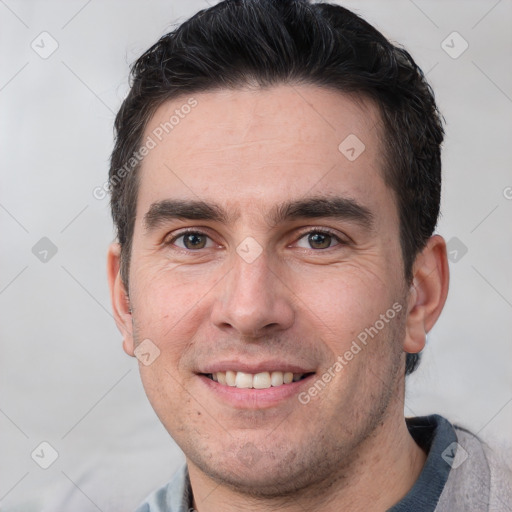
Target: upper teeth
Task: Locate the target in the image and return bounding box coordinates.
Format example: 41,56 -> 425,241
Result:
211,371 -> 304,389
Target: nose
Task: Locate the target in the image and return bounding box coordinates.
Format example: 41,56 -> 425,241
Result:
210,250 -> 295,339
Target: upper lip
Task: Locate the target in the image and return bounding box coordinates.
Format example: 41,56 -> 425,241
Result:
198,360 -> 316,375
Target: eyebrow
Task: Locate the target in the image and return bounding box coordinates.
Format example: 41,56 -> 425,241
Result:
270,196 -> 374,230
143,196 -> 374,232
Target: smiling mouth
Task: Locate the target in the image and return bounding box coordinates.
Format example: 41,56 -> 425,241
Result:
203,371 -> 315,389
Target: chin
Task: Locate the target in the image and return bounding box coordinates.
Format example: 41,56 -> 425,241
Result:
204,465 -> 307,498
188,442 -> 331,499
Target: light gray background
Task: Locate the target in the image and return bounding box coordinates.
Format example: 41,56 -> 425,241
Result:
1,0 -> 511,510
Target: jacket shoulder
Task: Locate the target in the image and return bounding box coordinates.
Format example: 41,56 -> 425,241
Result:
436,426 -> 512,511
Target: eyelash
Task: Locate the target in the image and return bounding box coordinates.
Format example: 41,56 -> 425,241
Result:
164,227 -> 347,252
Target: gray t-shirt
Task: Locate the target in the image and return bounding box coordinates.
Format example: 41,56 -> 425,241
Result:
135,415 -> 512,511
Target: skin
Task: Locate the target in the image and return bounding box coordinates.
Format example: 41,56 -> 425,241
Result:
108,84 -> 449,511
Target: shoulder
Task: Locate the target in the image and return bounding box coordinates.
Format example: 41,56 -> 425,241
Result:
134,481 -> 172,512
436,423 -> 512,512
134,464 -> 191,512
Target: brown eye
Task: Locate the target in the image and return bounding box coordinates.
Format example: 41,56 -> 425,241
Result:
308,232 -> 332,249
183,233 -> 207,249
295,229 -> 343,250
170,231 -> 213,250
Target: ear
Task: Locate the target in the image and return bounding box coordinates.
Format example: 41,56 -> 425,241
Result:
403,235 -> 450,354
107,243 -> 135,357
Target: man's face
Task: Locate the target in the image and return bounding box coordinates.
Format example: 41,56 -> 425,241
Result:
120,85 -> 412,494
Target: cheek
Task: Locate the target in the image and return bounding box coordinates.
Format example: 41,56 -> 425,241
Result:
138,364 -> 204,442
130,268 -> 205,420
130,260 -> 215,333
293,264 -> 397,342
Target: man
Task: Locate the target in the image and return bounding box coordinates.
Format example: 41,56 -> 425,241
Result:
106,1 -> 511,510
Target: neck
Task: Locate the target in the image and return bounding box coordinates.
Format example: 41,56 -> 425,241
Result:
188,406 -> 426,511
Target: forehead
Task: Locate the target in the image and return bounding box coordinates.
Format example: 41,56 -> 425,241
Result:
137,84 -> 390,217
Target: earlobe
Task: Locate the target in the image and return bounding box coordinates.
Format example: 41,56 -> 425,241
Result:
403,235 -> 450,354
107,243 -> 135,357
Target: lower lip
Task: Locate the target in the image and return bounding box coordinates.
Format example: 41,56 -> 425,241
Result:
197,374 -> 316,409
